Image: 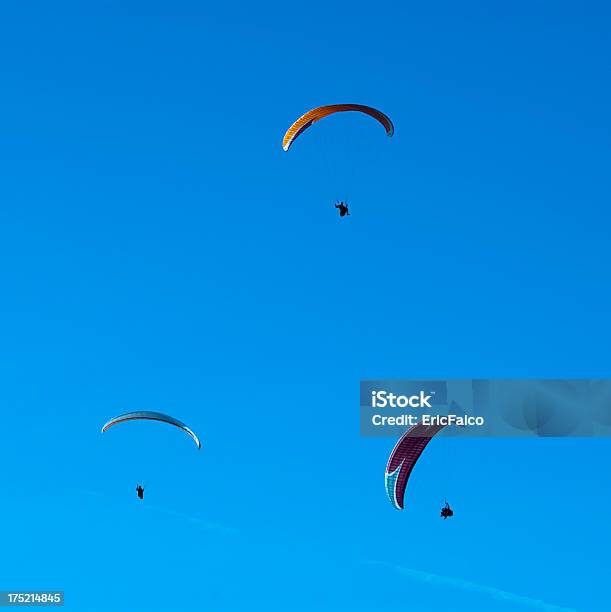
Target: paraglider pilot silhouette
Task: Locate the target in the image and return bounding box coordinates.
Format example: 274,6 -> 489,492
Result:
440,501 -> 453,519
136,485 -> 144,500
335,201 -> 350,217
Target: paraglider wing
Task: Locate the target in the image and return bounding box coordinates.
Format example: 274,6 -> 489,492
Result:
282,104 -> 394,151
101,411 -> 201,449
385,423 -> 445,510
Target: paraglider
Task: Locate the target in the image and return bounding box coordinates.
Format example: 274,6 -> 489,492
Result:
335,201 -> 350,217
101,411 -> 202,450
440,501 -> 453,519
385,422 -> 446,510
282,104 -> 394,151
103,412 -> 200,500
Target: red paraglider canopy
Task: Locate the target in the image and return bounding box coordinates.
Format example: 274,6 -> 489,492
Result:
385,422 -> 446,510
282,104 -> 394,151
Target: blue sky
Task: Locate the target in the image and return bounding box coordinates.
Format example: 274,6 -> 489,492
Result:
0,1 -> 610,610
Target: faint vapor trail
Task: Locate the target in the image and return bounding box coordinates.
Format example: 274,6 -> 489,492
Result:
365,561 -> 578,612
146,504 -> 239,535
83,489 -> 238,535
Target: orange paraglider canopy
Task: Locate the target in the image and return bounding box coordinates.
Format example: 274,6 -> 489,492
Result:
282,104 -> 394,151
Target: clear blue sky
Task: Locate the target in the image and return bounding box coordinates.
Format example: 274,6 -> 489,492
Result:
1,2 -> 609,611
